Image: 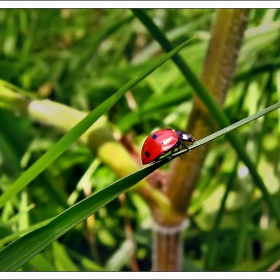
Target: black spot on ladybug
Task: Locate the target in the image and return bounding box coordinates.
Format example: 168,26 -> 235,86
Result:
145,151 -> 150,158
151,134 -> 157,139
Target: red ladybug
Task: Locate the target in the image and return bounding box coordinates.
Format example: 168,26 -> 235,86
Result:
141,129 -> 195,165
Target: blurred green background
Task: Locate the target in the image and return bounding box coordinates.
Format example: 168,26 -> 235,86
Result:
0,8 -> 280,271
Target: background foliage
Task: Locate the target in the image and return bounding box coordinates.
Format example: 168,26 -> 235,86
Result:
0,8 -> 280,271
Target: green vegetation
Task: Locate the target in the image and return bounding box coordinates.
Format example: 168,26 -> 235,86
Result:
0,9 -> 280,272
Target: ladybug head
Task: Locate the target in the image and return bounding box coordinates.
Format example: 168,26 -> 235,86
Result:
175,130 -> 195,144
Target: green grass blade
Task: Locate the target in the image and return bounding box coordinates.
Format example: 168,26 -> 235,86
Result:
0,37 -> 196,209
118,88 -> 192,131
172,102 -> 280,158
0,159 -> 165,271
132,9 -> 280,224
0,218 -> 53,249
131,9 -> 229,125
0,101 -> 279,271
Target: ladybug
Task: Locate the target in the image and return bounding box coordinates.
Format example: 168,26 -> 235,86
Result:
141,129 -> 195,165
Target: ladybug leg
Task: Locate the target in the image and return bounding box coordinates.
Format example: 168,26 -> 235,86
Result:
179,140 -> 189,160
180,140 -> 188,150
170,144 -> 183,160
168,140 -> 190,161
169,148 -> 175,160
179,145 -> 184,160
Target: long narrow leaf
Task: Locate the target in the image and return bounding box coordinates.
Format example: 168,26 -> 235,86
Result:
0,158 -> 164,271
0,101 -> 279,271
0,37 -> 196,209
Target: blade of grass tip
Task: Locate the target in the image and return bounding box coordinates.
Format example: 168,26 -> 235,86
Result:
172,102 -> 280,159
0,37 -> 197,209
133,9 -> 280,224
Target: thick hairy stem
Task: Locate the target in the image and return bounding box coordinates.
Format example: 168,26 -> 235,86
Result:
152,9 -> 250,271
168,9 -> 250,214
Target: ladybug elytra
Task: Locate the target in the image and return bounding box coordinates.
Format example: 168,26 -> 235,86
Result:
141,129 -> 195,165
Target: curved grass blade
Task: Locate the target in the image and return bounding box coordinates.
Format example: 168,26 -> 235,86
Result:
0,37 -> 196,209
0,158 -> 166,271
1,101 -> 279,271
